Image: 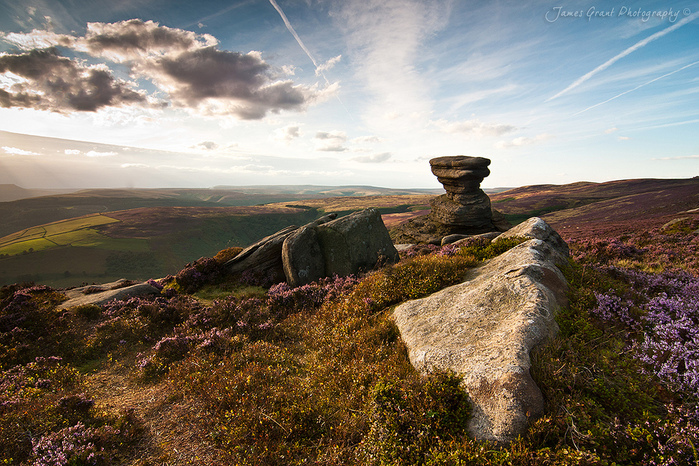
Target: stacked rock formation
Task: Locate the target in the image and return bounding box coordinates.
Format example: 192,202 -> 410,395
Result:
389,155 -> 510,245
428,156 -> 494,233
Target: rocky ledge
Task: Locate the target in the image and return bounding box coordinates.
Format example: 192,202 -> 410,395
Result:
393,217 -> 569,444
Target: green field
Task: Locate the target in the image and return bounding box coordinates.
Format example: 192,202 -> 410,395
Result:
0,207 -> 322,287
0,214 -> 135,256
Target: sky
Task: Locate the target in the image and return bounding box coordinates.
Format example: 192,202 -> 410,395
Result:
0,0 -> 697,190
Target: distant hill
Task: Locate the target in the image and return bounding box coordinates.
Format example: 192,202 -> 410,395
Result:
0,184 -> 78,202
0,205 -> 322,287
489,177 -> 699,236
0,185 -> 442,238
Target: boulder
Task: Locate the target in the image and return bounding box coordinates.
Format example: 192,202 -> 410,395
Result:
429,192 -> 493,230
393,217 -> 568,444
429,156 -> 491,199
282,225 -> 326,287
226,225 -> 298,283
445,231 -> 501,247
59,279 -> 160,310
495,217 -> 569,261
228,210 -> 398,287
428,157 -> 494,231
391,155 -> 510,243
315,208 -> 399,277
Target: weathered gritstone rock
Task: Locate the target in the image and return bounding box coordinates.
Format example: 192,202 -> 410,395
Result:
59,279 -> 160,309
428,156 -> 495,233
227,209 -> 399,287
393,217 -> 569,444
429,156 -> 491,200
226,225 -> 299,283
390,155 -> 510,244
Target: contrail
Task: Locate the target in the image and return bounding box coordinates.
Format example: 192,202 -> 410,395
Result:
574,59 -> 699,115
547,11 -> 699,102
268,0 -> 353,119
269,0 -> 319,70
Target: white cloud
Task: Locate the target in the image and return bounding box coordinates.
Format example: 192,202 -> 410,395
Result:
351,152 -> 392,163
2,146 -> 39,155
316,55 -> 342,76
335,0 -> 451,129
654,154 -> 699,160
85,150 -> 118,157
314,131 -> 347,151
352,135 -> 382,144
3,29 -> 75,49
604,127 -> 619,134
432,118 -> 516,137
618,136 -> 631,141
273,125 -> 301,142
495,133 -> 553,149
192,141 -> 218,150
1,19 -> 327,119
64,149 -> 81,155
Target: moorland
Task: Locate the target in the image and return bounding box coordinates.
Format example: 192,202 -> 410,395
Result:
1,176 -> 698,465
0,185 -> 440,287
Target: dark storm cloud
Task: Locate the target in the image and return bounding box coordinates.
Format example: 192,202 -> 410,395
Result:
0,48 -> 146,112
140,47 -> 310,119
80,19 -> 215,60
1,19 -> 323,118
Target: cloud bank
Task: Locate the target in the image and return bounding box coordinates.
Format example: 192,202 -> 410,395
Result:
0,19 -> 326,119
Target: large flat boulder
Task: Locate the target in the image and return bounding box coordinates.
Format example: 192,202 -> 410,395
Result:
282,225 -> 326,287
393,217 -> 568,444
59,279 -> 160,309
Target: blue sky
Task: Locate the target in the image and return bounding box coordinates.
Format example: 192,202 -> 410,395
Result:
0,0 -> 697,189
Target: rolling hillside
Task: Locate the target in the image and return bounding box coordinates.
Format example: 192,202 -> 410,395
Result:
0,185 -> 441,238
1,177 -> 697,288
0,206 -> 320,287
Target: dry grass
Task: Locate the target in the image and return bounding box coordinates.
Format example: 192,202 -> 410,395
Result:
88,364 -> 225,465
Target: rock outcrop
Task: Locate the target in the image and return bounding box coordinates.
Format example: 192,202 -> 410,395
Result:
390,155 -> 510,244
59,279 -> 160,310
392,217 -> 568,444
227,209 -> 399,287
227,225 -> 299,284
428,156 -> 493,231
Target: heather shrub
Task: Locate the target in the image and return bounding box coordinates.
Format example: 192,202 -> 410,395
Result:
1,357 -> 87,463
591,267 -> 699,394
569,217 -> 699,274
167,238 -> 529,465
214,246 -> 244,264
170,256 -> 226,293
26,411 -> 144,466
92,295 -> 201,352
0,284 -> 86,368
16,218 -> 699,463
359,373 -> 471,465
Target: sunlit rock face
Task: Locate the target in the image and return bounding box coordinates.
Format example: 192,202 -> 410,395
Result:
393,218 -> 569,444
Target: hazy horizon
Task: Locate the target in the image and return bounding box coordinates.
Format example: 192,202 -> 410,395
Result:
1,1 -> 698,190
